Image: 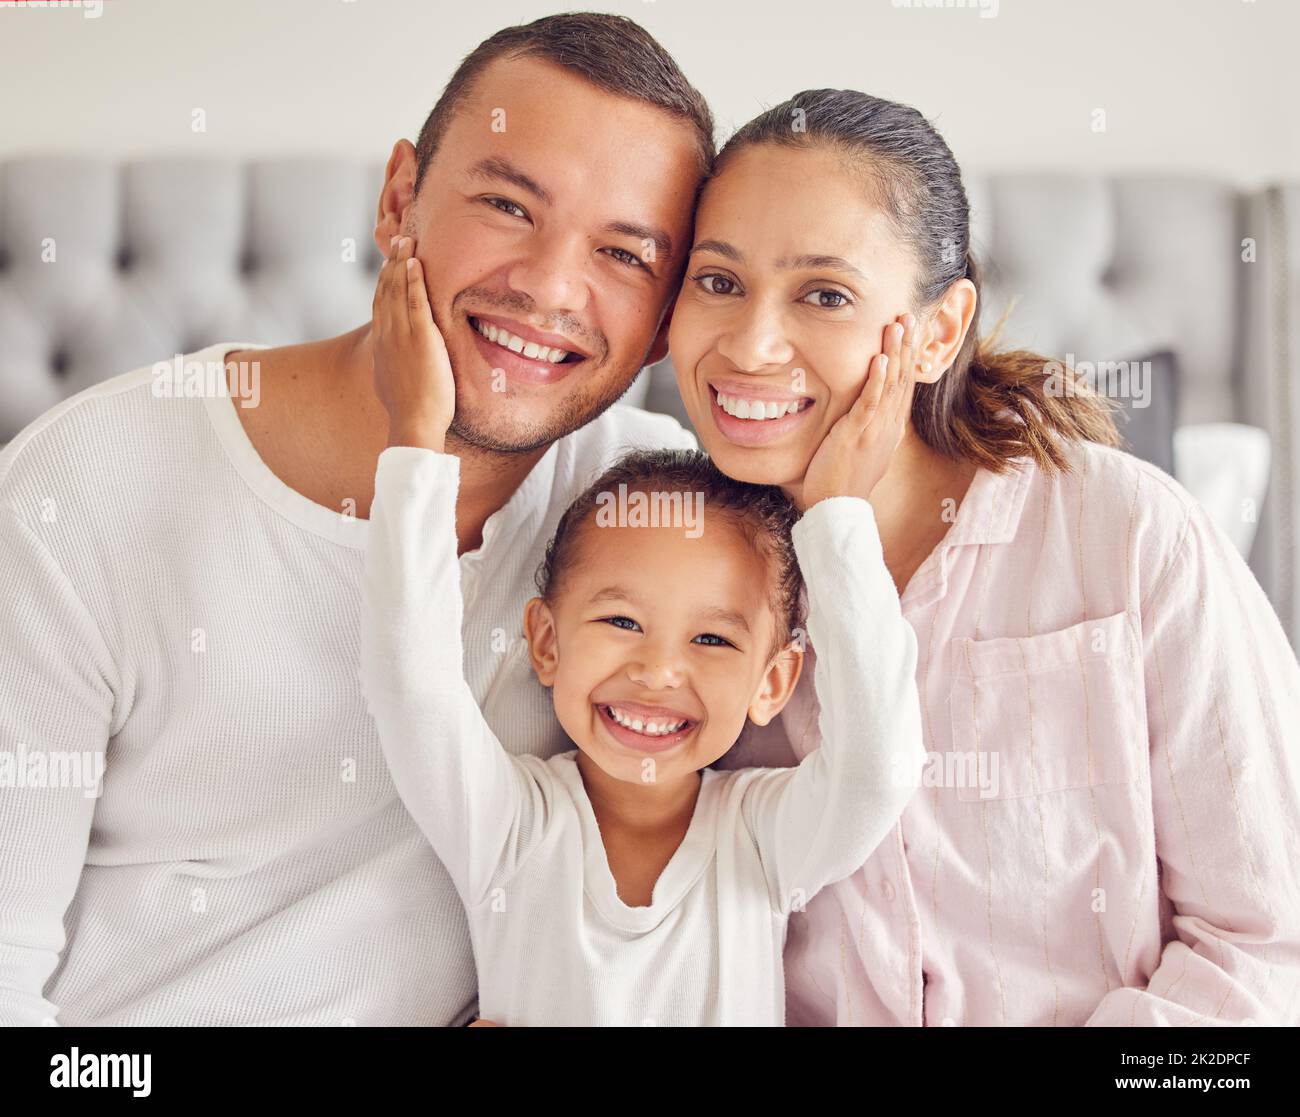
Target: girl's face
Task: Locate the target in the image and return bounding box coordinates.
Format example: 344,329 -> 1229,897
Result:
668,143 -> 921,490
522,508 -> 802,788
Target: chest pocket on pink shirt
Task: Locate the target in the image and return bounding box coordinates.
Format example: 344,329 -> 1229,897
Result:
947,608 -> 1146,802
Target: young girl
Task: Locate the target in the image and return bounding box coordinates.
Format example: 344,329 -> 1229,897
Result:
358,235 -> 925,1026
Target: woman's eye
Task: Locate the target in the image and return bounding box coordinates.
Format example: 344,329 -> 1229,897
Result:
601,616 -> 641,632
484,196 -> 527,219
604,246 -> 648,270
802,288 -> 850,309
693,273 -> 738,297
692,633 -> 733,648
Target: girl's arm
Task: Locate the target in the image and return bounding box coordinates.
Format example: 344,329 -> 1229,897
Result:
741,494 -> 925,913
360,446 -> 547,908
360,235 -> 545,908
741,314 -> 926,912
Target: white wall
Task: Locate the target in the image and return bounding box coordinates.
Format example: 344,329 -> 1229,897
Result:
1,0 -> 1296,185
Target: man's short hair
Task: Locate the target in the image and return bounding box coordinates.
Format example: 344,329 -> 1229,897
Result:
412,12 -> 715,194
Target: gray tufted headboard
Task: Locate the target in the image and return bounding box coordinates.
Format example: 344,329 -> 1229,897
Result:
2,157 -> 1296,646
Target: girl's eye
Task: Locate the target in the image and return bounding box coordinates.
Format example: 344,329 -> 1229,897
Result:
601,616 -> 641,632
802,288 -> 851,309
692,273 -> 738,297
603,246 -> 648,270
484,196 -> 528,219
692,633 -> 734,648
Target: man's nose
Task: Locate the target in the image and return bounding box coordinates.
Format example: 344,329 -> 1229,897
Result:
506,228 -> 590,317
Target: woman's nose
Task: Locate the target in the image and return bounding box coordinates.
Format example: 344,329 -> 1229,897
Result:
714,300 -> 795,372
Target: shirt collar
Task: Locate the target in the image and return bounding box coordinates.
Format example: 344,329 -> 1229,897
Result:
942,455 -> 1034,547
899,455 -> 1034,613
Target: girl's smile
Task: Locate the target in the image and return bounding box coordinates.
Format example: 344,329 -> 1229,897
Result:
595,701 -> 699,754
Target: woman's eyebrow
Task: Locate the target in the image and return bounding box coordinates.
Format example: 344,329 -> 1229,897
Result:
776,253 -> 867,281
691,239 -> 744,262
691,240 -> 867,281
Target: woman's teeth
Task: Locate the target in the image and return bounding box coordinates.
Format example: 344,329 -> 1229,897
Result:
473,317 -> 572,364
715,391 -> 807,420
605,705 -> 689,737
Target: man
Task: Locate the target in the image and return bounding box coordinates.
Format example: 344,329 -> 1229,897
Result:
0,13 -> 709,1026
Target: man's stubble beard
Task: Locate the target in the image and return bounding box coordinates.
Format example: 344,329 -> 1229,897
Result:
433,301 -> 644,456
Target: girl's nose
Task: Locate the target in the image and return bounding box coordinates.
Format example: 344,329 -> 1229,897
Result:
626,654 -> 685,692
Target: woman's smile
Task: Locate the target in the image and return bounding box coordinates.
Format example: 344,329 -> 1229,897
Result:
706,382 -> 817,447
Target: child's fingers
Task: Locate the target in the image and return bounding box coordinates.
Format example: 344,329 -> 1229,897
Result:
889,314 -> 918,422
405,254 -> 431,326
849,351 -> 889,428
374,241 -> 406,339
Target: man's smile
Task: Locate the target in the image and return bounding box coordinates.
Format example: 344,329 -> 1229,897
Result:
466,312 -> 593,386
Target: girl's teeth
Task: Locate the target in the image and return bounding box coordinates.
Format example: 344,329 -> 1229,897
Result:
715,391 -> 803,420
607,706 -> 687,736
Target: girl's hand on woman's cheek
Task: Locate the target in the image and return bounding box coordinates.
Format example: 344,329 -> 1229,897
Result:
801,313 -> 919,507
372,234 -> 455,452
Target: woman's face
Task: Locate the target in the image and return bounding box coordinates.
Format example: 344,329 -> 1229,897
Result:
669,143 -> 920,489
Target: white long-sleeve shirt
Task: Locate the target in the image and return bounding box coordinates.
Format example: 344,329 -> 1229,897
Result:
359,446 -> 926,1026
0,340 -> 694,1027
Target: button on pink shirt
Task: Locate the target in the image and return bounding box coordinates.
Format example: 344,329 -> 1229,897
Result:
724,439 -> 1300,1026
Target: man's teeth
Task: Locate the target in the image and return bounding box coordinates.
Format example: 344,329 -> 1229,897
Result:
473,317 -> 572,364
715,391 -> 806,420
606,705 -> 689,737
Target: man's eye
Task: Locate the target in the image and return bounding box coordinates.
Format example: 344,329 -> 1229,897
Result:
692,633 -> 734,647
692,273 -> 737,296
802,288 -> 851,309
600,615 -> 641,632
604,246 -> 648,270
484,196 -> 528,219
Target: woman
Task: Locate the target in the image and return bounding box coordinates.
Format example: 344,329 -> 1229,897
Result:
668,88 -> 1300,1026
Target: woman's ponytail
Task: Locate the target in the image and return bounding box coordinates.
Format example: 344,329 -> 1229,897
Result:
915,252 -> 1123,477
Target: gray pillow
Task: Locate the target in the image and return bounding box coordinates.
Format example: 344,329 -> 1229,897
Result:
1107,350 -> 1179,476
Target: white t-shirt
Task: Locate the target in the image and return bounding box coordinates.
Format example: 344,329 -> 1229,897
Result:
0,341 -> 694,1026
360,447 -> 926,1026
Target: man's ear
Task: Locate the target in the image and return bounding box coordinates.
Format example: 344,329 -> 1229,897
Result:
747,642 -> 804,727
523,596 -> 560,687
645,302 -> 674,366
373,138 -> 419,257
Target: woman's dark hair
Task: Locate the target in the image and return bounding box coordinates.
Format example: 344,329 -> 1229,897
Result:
712,89 -> 1122,477
414,13 -> 716,195
535,449 -> 805,655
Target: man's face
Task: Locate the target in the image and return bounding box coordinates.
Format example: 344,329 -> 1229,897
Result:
386,56 -> 702,453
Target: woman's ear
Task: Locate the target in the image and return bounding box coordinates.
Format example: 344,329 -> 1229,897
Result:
748,642 -> 804,726
523,596 -> 560,687
917,278 -> 978,383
